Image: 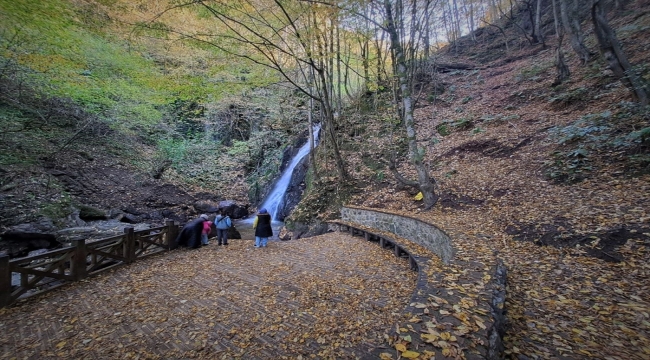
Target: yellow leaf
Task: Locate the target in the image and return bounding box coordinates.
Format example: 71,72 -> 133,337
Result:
421,333 -> 438,343
402,350 -> 420,358
56,341 -> 66,349
414,192 -> 423,200
442,348 -> 452,356
379,353 -> 393,360
399,328 -> 409,333
395,343 -> 407,352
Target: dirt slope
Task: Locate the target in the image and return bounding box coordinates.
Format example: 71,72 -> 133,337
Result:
342,7 -> 650,360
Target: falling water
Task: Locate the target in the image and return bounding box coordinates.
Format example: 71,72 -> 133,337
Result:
259,125 -> 321,221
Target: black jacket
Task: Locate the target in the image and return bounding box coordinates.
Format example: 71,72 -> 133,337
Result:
175,217 -> 204,249
254,213 -> 273,238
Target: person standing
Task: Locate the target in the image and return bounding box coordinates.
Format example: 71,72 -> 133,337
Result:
201,215 -> 212,246
214,209 -> 232,246
253,208 -> 272,248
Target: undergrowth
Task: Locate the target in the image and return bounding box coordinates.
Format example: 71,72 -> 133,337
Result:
544,102 -> 650,183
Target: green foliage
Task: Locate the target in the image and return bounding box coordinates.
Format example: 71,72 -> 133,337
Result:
544,148 -> 591,184
157,137 -> 189,166
548,111 -> 612,145
515,63 -> 550,83
548,87 -> 589,108
472,127 -> 484,135
39,192 -> 73,221
77,204 -> 106,219
545,103 -> 650,180
436,117 -> 473,136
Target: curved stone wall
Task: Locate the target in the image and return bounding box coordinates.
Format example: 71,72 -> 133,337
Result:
340,206 -> 454,263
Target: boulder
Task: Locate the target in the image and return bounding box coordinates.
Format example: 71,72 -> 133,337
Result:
290,221 -> 329,240
120,214 -> 141,224
278,227 -> 292,241
7,218 -> 57,233
227,226 -> 242,240
194,200 -> 220,213
78,205 -> 107,221
0,231 -> 61,258
218,200 -> 249,219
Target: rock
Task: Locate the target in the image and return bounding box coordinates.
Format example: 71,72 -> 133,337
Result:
218,201 -> 249,219
194,200 -> 220,213
278,227 -> 292,241
123,206 -> 143,216
55,227 -> 98,242
227,226 -> 242,240
0,231 -> 61,258
7,218 -> 57,233
78,205 -> 107,221
280,155 -> 309,221
65,209 -> 87,227
120,214 -> 141,224
290,221 -> 329,240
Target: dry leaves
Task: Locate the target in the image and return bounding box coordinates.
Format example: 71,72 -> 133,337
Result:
0,235 -> 417,359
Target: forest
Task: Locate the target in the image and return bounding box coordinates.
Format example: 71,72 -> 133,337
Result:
1,0 -> 649,359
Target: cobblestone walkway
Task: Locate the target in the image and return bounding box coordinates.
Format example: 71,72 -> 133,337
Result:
0,233 -> 417,359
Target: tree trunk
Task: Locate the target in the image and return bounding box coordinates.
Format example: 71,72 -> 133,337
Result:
535,0 -> 545,46
559,0 -> 591,64
552,0 -> 571,85
592,0 -> 649,104
383,0 -> 438,209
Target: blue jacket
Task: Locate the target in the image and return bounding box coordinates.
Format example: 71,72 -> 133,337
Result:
214,215 -> 232,229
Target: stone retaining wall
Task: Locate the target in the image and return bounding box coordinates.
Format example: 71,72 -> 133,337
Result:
341,206 -> 454,263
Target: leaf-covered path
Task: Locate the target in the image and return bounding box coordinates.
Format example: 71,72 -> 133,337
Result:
0,234 -> 417,359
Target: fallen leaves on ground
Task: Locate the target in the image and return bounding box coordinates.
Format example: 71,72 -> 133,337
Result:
0,234 -> 417,359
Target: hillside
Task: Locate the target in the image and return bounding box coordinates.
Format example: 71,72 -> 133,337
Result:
328,5 -> 649,360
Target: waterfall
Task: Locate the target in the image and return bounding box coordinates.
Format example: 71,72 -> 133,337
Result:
259,125 -> 320,221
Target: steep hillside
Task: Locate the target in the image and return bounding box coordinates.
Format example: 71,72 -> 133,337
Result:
306,4 -> 649,359
0,0 -> 310,230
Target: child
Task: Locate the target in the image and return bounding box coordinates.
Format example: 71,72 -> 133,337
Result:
201,214 -> 211,245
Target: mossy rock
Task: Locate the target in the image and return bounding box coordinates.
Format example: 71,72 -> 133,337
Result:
78,205 -> 107,221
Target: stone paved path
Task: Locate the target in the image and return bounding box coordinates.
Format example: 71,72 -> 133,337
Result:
0,233 -> 417,359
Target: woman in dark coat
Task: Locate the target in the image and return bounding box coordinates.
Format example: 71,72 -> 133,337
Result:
174,214 -> 209,249
253,208 -> 273,248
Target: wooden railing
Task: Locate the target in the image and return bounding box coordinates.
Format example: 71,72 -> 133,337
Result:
0,221 -> 179,308
329,220 -> 420,272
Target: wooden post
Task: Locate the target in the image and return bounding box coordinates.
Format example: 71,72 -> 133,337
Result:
0,255 -> 10,307
349,226 -> 354,236
71,240 -> 87,281
380,238 -> 385,248
364,232 -> 370,241
165,220 -> 177,250
394,245 -> 401,258
409,256 -> 417,271
124,227 -> 135,263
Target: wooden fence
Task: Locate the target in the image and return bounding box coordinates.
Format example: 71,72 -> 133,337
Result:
0,221 -> 179,308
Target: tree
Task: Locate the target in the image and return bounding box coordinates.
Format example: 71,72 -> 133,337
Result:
558,0 -> 591,64
150,0 -> 349,181
551,0 -> 570,85
380,0 -> 439,209
592,0 -> 648,104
